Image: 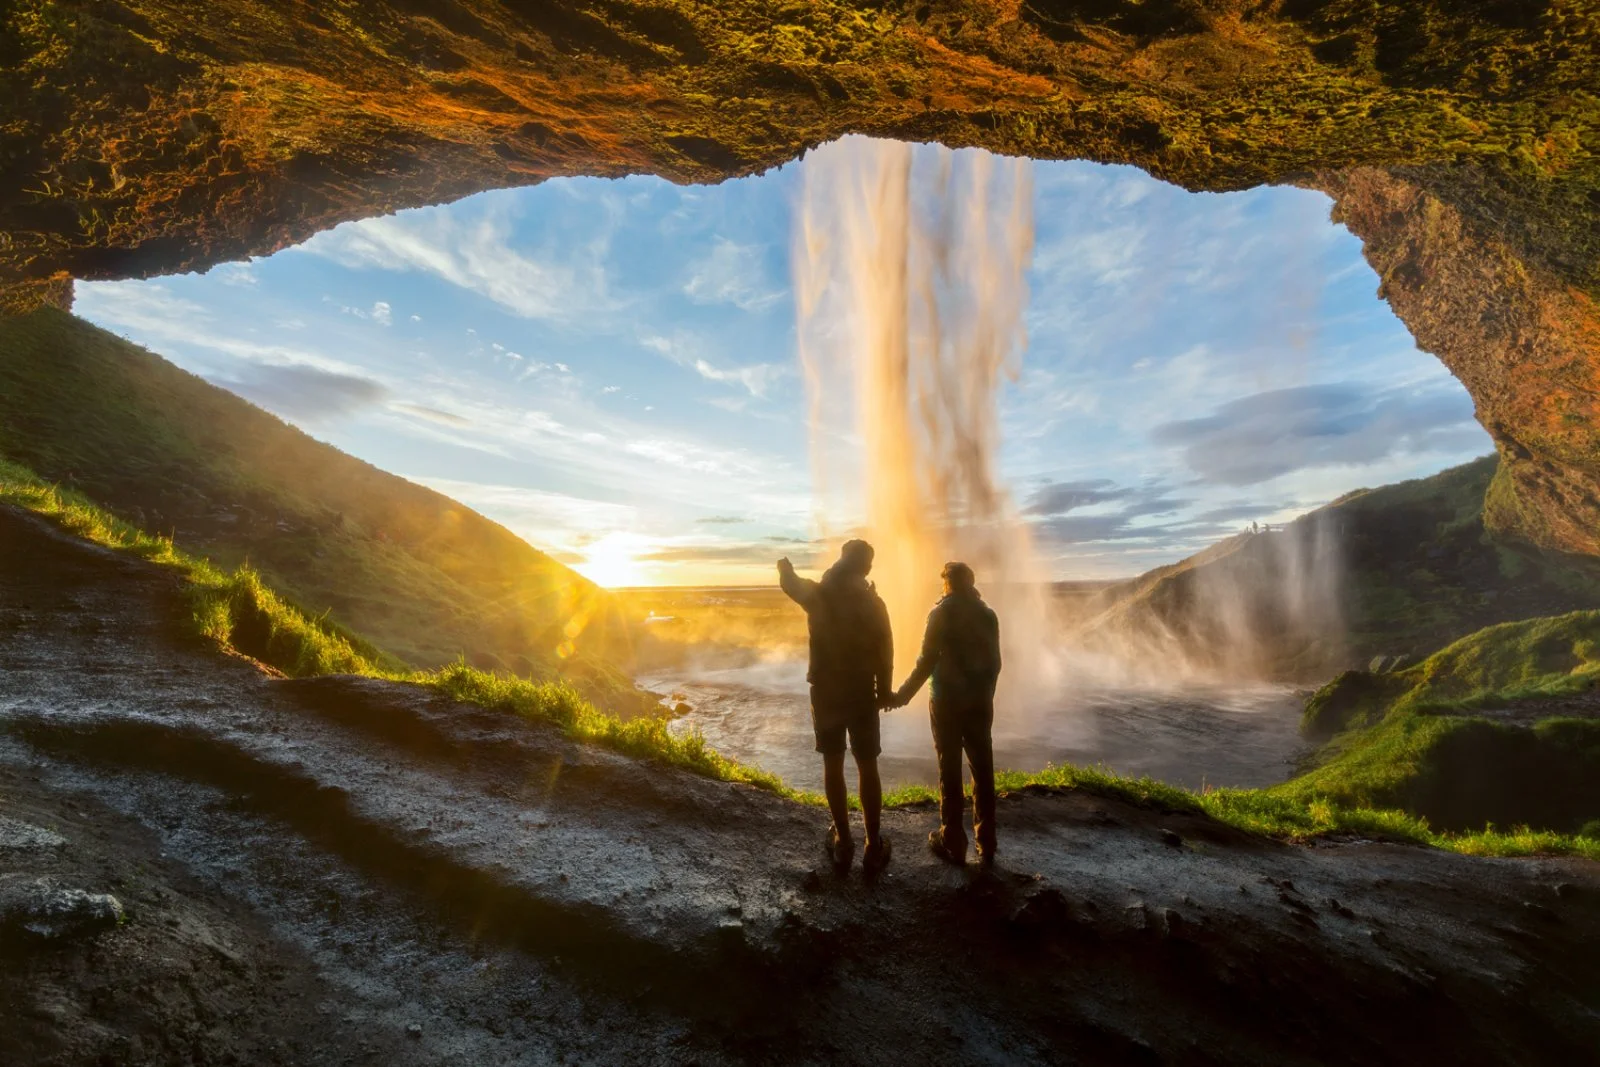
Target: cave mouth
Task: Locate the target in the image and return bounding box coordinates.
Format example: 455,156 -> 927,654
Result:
72,137 -> 1491,589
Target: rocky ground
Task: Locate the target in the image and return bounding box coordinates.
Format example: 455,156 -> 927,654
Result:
2,502 -> 1598,1066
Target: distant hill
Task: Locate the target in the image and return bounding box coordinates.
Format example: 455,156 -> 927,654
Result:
0,308 -> 647,711
1071,456 -> 1600,682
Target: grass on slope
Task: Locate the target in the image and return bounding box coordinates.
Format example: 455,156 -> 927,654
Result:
1329,458 -> 1600,663
1306,611 -> 1600,737
1296,612 -> 1600,834
0,456 -> 382,676
0,308 -> 645,713
0,457 -> 802,800
5,456 -> 1595,860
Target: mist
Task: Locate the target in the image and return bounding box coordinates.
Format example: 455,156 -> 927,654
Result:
646,138 -> 1354,792
795,136 -> 1063,718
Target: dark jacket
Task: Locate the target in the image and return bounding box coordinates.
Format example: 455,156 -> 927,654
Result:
902,589 -> 1001,708
780,561 -> 893,707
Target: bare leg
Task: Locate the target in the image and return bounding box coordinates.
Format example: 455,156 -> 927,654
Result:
856,757 -> 882,849
822,750 -> 852,844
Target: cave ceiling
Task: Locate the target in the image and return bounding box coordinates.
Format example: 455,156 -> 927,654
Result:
2,0 -> 1598,553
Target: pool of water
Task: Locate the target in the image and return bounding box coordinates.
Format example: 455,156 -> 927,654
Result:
646,659 -> 1309,794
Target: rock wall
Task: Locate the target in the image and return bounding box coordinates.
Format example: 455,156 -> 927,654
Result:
2,0 -> 1597,549
1318,167 -> 1600,556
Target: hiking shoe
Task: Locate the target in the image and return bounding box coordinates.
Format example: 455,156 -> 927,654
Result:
927,829 -> 966,866
975,846 -> 996,870
827,826 -> 855,871
862,835 -> 893,876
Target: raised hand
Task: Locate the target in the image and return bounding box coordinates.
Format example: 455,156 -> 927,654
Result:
776,556 -> 794,576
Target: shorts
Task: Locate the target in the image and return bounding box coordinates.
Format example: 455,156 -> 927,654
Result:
810,689 -> 881,759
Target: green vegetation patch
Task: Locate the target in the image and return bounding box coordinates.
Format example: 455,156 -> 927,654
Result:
427,661 -> 812,803
1305,609 -> 1600,733
0,309 -> 659,716
1295,610 -> 1600,835
1390,611 -> 1600,711
0,457 -> 383,678
1282,711 -> 1600,833
1302,669 -> 1411,738
0,455 -> 816,799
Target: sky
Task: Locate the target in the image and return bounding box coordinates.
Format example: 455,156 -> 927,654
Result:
74,139 -> 1492,586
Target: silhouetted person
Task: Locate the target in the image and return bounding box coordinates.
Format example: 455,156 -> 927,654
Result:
778,540 -> 894,874
892,561 -> 1001,867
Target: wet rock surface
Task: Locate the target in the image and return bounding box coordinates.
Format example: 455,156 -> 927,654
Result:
2,502 -> 1599,1065
0,878 -> 123,941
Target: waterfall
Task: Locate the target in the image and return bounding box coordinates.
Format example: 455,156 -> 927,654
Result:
794,136 -> 1061,714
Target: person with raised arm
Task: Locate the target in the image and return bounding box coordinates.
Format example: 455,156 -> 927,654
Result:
777,540 -> 895,875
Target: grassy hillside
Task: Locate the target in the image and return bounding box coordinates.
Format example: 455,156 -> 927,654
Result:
1074,456 -> 1600,680
1330,457 -> 1600,659
1292,611 -> 1600,834
0,308 -> 648,712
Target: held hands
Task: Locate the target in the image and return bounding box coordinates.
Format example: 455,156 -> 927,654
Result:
879,686 -> 910,712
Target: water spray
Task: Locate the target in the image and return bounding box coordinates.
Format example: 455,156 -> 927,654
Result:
795,136 -> 1061,717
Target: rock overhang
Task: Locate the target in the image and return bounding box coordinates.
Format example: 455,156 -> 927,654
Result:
2,0 -> 1597,550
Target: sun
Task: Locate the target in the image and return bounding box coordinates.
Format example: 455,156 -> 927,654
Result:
573,532 -> 650,588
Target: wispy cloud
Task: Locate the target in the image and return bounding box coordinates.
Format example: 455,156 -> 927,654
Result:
300,207 -> 617,323
641,332 -> 785,397
1024,479 -> 1128,516
1026,478 -> 1192,547
341,300 -> 392,325
75,280 -> 382,382
692,358 -> 784,398
212,363 -> 390,424
210,262 -> 258,287
1151,382 -> 1482,486
684,237 -> 784,311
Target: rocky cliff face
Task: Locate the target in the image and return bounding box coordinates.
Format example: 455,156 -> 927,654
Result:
3,0 -> 1598,547
1319,167 -> 1600,556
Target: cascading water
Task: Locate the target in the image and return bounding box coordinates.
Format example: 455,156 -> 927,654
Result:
661,136 -> 1347,793
794,136 -> 1062,717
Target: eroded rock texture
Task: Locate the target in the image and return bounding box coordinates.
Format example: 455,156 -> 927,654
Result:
2,0 -> 1598,548
1322,167 -> 1600,557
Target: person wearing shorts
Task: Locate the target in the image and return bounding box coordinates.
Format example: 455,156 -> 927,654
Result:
778,540 -> 894,874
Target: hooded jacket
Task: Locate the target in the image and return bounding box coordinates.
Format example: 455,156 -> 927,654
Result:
903,589 -> 1001,708
779,560 -> 893,709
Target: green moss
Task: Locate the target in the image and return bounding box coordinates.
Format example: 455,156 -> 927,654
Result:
1276,712 -> 1600,834
1292,610 -> 1600,832
1389,611 -> 1600,711
424,660 -> 816,802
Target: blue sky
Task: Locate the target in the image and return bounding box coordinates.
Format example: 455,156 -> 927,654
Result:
75,139 -> 1491,585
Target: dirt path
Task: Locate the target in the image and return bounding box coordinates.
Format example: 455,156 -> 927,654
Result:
2,504 -> 1598,1065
